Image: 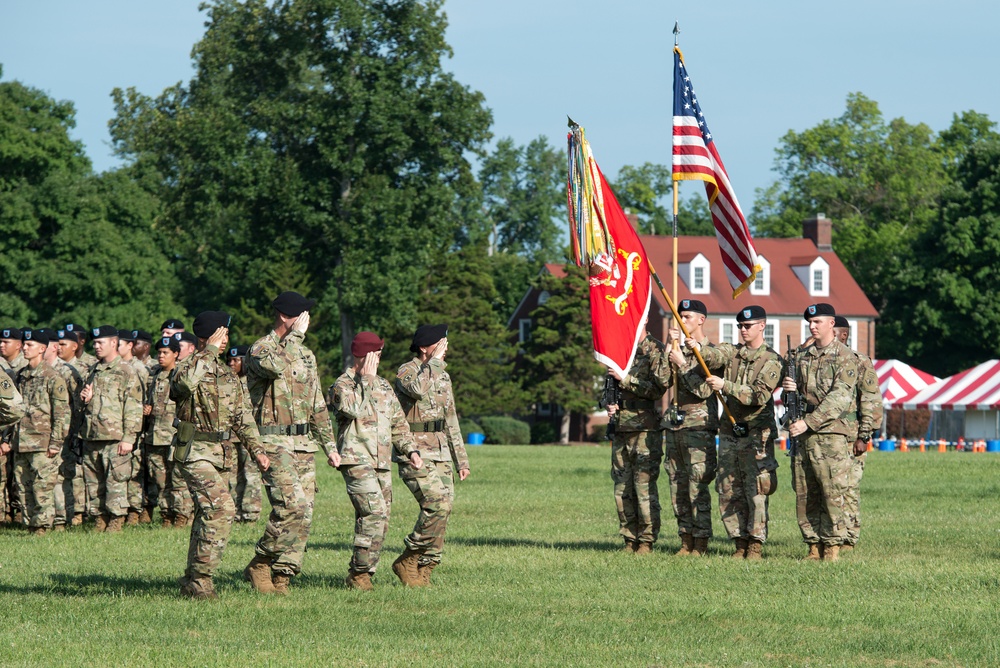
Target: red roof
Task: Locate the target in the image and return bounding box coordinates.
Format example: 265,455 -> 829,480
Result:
639,235 -> 879,318
543,263 -> 567,278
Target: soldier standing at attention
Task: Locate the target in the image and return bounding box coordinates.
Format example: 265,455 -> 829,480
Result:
131,330 -> 154,374
118,329 -> 151,525
606,324 -> 666,554
79,325 -> 143,533
174,331 -> 198,361
681,306 -> 783,559
244,292 -> 340,596
170,312 -> 271,600
64,324 -> 97,370
656,299 -> 718,557
1,327 -> 27,374
0,369 -> 23,427
144,336 -> 188,527
783,303 -> 860,562
0,327 -> 23,524
833,315 -> 882,553
9,329 -> 70,535
392,324 -> 471,587
41,330 -> 83,531
329,331 -> 423,591
227,345 -> 261,523
55,329 -> 88,526
161,319 -> 185,338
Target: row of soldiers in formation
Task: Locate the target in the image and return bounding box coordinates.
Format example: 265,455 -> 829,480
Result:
0,292 -> 471,598
608,300 -> 880,562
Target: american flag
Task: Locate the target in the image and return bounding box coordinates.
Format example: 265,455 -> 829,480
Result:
672,47 -> 760,298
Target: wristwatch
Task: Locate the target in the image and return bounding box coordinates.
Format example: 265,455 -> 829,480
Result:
860,434 -> 872,444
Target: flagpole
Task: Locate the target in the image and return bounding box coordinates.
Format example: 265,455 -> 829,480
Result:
670,21 -> 682,414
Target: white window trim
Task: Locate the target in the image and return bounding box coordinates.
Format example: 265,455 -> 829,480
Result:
719,317 -> 738,345
749,255 -> 770,296
764,322 -> 778,353
801,321 -> 811,345
847,319 -> 858,350
808,257 -> 830,297
681,253 -> 711,295
537,290 -> 550,306
519,319 -> 531,343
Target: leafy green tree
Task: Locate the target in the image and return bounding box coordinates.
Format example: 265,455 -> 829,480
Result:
109,0 -> 492,369
612,163 -> 713,236
520,263 -> 604,443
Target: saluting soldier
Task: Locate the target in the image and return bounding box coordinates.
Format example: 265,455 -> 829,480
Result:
79,325 -> 143,533
684,306 -> 783,559
226,345 -> 261,523
244,292 -> 340,596
392,324 -> 471,587
329,331 -> 423,591
170,311 -> 271,600
783,303 -> 860,562
833,315 -> 882,552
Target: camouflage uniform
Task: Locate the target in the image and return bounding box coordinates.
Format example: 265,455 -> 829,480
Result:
788,340 -> 859,547
171,344 -> 265,582
2,353 -> 26,520
0,371 -> 23,522
246,330 -> 336,578
610,335 -> 666,548
329,370 -> 417,575
52,360 -> 85,526
127,358 -> 150,515
698,342 -> 783,543
79,357 -> 143,519
228,376 -> 262,521
145,366 -> 192,521
14,363 -> 70,528
77,351 -> 98,370
394,357 -> 470,567
653,337 -> 718,541
845,351 -> 882,547
3,352 -> 28,375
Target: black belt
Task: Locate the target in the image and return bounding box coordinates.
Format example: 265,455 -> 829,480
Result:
621,399 -> 655,410
193,430 -> 232,442
259,423 -> 310,436
409,420 -> 446,433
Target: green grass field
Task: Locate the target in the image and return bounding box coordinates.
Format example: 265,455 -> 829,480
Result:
2,447 -> 999,667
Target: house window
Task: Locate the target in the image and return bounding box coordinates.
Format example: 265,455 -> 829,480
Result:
519,319 -> 531,343
694,267 -> 704,291
754,270 -> 765,292
801,321 -> 811,345
719,318 -> 738,345
812,269 -> 823,292
749,255 -> 770,296
764,323 -> 777,351
537,291 -> 550,306
537,402 -> 553,416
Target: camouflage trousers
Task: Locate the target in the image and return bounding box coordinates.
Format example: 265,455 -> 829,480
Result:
845,451 -> 866,546
342,464 -> 393,574
146,445 -> 191,518
14,451 -> 60,528
177,458 -> 235,579
717,426 -> 779,542
127,444 -> 144,512
164,446 -> 195,519
611,430 -> 663,545
229,443 -> 262,521
256,447 -> 316,577
2,451 -> 20,518
791,433 -> 851,546
82,440 -> 132,518
53,448 -> 86,525
664,429 -> 717,538
400,459 -> 454,566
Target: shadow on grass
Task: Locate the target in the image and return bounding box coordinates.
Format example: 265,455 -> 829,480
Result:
448,536 -> 623,552
0,573 -> 179,598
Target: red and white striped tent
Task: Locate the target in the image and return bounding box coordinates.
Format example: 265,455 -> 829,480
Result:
903,360 -> 1000,410
874,359 -> 940,407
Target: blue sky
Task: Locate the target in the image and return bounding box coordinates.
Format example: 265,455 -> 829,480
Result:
1,1 -> 996,212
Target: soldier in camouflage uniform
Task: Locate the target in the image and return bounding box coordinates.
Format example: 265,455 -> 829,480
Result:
0,326 -> 25,524
64,324 -> 97,370
0,368 -> 23,426
689,306 -> 783,559
656,299 -> 718,557
783,303 -> 860,562
607,328 -> 666,554
56,329 -> 89,525
79,325 -> 144,533
12,329 -> 70,535
329,331 -> 423,591
42,330 -> 84,530
392,324 -> 471,586
244,292 -> 340,596
118,330 -> 152,525
226,345 -> 262,523
833,316 -> 882,551
1,327 -> 27,374
170,312 -> 271,600
144,336 -> 191,527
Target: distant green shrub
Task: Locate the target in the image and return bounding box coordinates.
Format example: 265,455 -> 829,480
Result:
530,421 -> 558,444
479,416 -> 531,445
459,418 -> 483,441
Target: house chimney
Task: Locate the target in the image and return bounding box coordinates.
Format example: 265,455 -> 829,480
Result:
803,213 -> 832,251
625,210 -> 641,232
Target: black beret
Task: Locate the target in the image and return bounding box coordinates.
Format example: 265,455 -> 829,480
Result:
410,324 -> 448,353
174,331 -> 198,345
803,303 -> 836,320
57,329 -> 79,343
155,336 -> 180,353
117,329 -> 136,342
1,327 -> 22,340
91,325 -> 119,340
227,344 -> 250,359
678,299 -> 707,316
736,305 -> 767,322
132,329 -> 153,343
192,311 -> 230,339
272,291 -> 316,317
64,323 -> 87,337
35,328 -> 58,344
833,315 -> 849,329
160,318 -> 185,331
23,329 -> 52,345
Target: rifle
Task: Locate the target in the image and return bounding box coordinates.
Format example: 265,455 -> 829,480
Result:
783,335 -> 802,458
600,376 -> 621,440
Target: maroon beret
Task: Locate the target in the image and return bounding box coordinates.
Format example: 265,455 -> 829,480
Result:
351,331 -> 384,358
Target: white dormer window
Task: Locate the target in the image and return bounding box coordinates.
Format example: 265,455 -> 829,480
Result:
791,256 -> 830,297
680,253 -> 711,295
719,318 -> 738,345
749,255 -> 770,296
764,323 -> 777,352
537,291 -> 550,306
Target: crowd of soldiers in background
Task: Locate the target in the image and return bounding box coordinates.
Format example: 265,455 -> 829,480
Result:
608,300 -> 881,563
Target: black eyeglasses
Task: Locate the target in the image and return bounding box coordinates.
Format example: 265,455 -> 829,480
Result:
736,322 -> 761,329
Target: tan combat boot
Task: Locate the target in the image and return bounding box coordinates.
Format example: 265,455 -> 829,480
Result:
71,513 -> 84,527
181,575 -> 219,601
93,514 -> 108,533
622,540 -> 637,553
161,514 -> 173,528
840,543 -> 854,554
243,554 -> 276,594
692,537 -> 710,556
823,545 -> 840,562
138,507 -> 153,524
106,516 -> 125,533
635,542 -> 653,555
271,572 -> 291,596
125,510 -> 140,526
392,548 -> 422,586
416,562 -> 437,587
745,539 -> 763,561
172,514 -> 190,528
53,524 -> 65,533
345,571 -> 373,591
676,534 -> 694,556
805,543 -> 822,560
29,526 -> 48,537
731,538 -> 749,559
